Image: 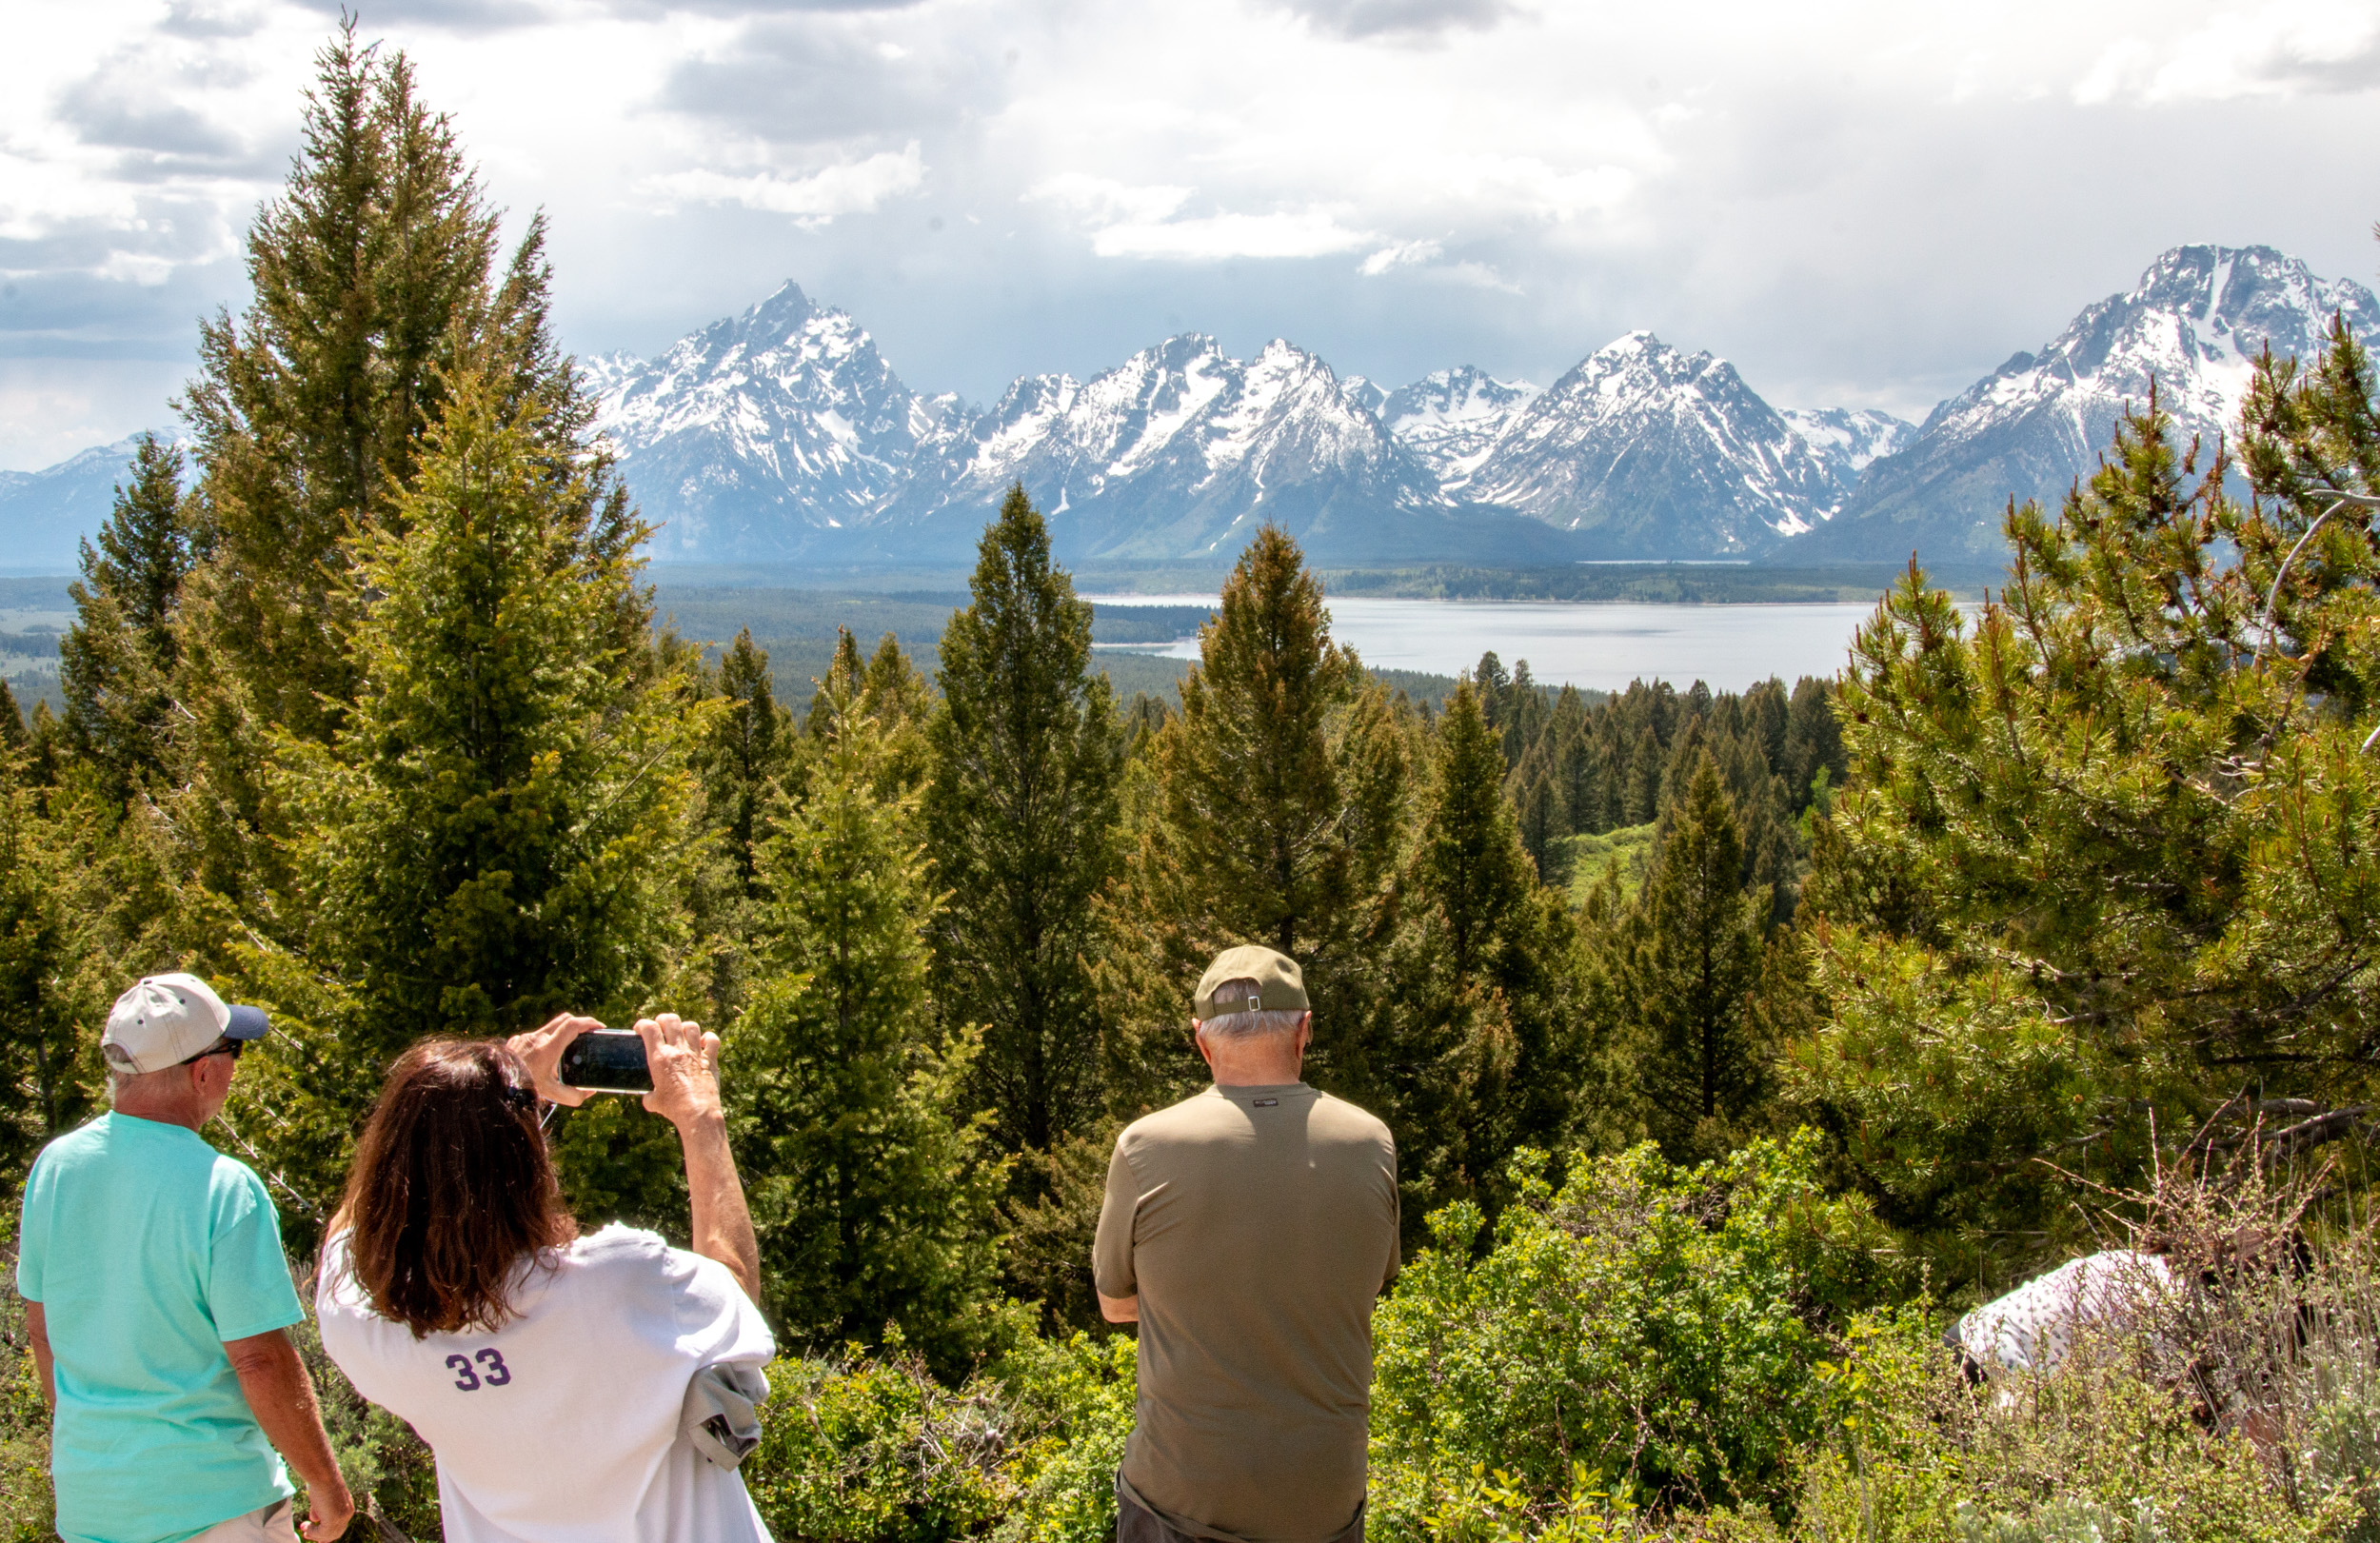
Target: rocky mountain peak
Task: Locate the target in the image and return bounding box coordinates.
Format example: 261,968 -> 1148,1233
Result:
1808,243 -> 2380,562
1381,366 -> 1541,490
1458,331 -> 1842,555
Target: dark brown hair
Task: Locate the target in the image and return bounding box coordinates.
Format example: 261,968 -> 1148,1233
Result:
334,1039 -> 577,1338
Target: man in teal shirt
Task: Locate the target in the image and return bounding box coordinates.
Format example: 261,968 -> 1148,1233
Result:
17,973 -> 353,1543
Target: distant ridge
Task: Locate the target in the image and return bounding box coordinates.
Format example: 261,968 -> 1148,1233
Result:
9,244 -> 2370,574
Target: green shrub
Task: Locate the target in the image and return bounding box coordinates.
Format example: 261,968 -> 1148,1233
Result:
742,1342 -> 1013,1542
737,1325 -> 1136,1543
991,1329 -> 1137,1543
1794,1311 -> 2355,1543
1369,1136 -> 1894,1536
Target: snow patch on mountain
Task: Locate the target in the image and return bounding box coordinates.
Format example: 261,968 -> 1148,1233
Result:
875,333 -> 1448,560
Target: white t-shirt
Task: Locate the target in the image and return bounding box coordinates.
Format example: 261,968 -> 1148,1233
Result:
317,1224 -> 776,1543
1954,1249 -> 2176,1375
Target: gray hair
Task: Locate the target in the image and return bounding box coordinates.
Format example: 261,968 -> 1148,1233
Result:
1198,1007 -> 1308,1042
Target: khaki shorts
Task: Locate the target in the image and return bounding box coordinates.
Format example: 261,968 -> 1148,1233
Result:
188,1498 -> 299,1543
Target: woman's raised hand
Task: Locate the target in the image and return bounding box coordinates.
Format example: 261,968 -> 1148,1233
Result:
638,1013 -> 724,1130
506,1012 -> 604,1107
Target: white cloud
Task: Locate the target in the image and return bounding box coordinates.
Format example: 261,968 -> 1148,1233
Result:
1090,208 -> 1373,261
1027,174 -> 1193,227
1033,174 -> 1370,262
2076,1 -> 2380,103
1360,238 -> 1442,274
640,144 -> 926,227
94,249 -> 179,286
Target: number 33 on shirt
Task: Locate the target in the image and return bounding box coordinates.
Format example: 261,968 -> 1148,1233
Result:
446,1350 -> 512,1391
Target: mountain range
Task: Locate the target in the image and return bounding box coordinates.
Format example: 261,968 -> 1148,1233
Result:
5,243 -> 2367,573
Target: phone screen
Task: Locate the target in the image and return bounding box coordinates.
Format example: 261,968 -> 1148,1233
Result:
558,1030 -> 653,1095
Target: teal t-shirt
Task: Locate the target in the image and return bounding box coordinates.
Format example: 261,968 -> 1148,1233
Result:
16,1113 -> 305,1543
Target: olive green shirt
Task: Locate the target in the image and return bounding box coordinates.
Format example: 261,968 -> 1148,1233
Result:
1093,1083 -> 1399,1543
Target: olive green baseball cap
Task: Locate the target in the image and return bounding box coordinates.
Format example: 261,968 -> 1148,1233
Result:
1194,945 -> 1309,1020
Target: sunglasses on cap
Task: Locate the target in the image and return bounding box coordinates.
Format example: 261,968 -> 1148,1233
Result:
178,1037 -> 246,1067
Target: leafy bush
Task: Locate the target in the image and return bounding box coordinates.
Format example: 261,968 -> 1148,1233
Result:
1368,1136 -> 1895,1535
1794,1313 -> 2351,1543
738,1326 -> 1137,1543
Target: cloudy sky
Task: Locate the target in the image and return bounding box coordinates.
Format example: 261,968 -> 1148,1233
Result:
9,0 -> 2380,469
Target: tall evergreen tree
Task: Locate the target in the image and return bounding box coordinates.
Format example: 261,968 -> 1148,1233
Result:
1622,727 -> 1662,824
924,486 -> 1124,1162
177,25 -> 587,751
726,690 -> 1003,1376
1101,526 -> 1406,1105
701,628 -> 795,886
240,367 -> 698,1231
61,434 -> 200,800
1619,752 -> 1769,1157
809,629 -> 932,797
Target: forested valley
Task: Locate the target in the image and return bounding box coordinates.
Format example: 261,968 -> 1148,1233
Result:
14,32 -> 2380,1543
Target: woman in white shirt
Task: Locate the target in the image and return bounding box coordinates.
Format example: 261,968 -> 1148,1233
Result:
316,1013 -> 773,1543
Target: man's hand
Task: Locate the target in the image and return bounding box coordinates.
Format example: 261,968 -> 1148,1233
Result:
225,1329 -> 353,1542
506,1013 -> 603,1107
638,1014 -> 724,1131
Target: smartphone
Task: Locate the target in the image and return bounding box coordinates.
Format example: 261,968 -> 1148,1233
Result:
558,1029 -> 652,1096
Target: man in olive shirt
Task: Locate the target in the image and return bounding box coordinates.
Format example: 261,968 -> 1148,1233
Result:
1093,946 -> 1399,1543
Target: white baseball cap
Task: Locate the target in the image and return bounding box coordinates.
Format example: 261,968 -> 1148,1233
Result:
102,973 -> 269,1075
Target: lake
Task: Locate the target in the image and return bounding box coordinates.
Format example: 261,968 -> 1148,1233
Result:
1085,596 -> 1891,694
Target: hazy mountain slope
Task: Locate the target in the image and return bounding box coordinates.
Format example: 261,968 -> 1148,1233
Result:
0,435 -> 157,572
1779,407 -> 1915,496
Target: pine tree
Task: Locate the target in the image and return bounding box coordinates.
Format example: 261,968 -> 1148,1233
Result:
1513,754 -> 1559,886
60,434 -> 199,801
726,692 -> 1003,1375
0,683 -> 26,760
1357,682 -> 1580,1227
1622,727 -> 1661,825
702,628 -> 795,886
178,25 -> 584,750
1101,526 -> 1406,1106
1619,752 -> 1768,1157
924,486 -> 1123,1162
1786,353 -> 2380,1267
809,629 -> 931,797
241,367 -> 698,1230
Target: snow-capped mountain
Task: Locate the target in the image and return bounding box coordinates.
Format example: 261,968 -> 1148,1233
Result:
1810,245 -> 2380,562
1381,367 -> 1542,492
874,335 -> 1474,563
1779,408 -> 1915,497
589,283 -> 963,560
1459,332 -> 1846,557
